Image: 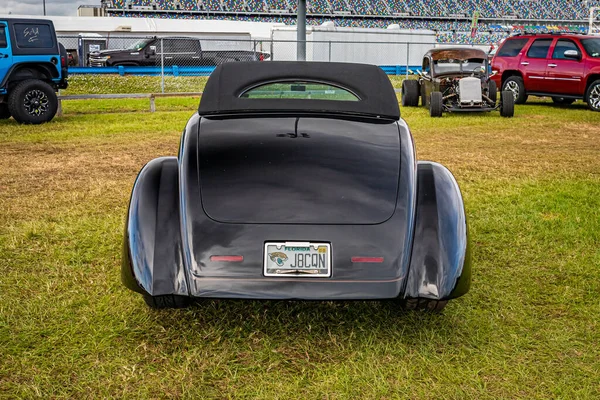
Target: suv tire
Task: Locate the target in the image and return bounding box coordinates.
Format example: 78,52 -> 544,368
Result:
585,79 -> 600,112
429,91 -> 443,117
488,80 -> 497,104
500,90 -> 515,117
401,79 -> 420,107
502,76 -> 528,104
0,104 -> 11,120
8,80 -> 58,124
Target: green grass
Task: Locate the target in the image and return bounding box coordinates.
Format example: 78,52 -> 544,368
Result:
1,95 -> 600,398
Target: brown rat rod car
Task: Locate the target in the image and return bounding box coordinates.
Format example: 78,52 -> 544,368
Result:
402,47 -> 514,117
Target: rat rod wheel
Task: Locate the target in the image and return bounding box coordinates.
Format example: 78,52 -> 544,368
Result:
0,104 -> 10,120
401,79 -> 420,107
8,79 -> 58,125
488,80 -> 497,104
429,91 -> 443,117
585,79 -> 600,112
500,90 -> 515,118
502,76 -> 528,104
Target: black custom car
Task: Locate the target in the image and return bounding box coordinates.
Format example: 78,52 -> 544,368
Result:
402,47 -> 514,117
122,62 -> 471,311
88,36 -> 269,67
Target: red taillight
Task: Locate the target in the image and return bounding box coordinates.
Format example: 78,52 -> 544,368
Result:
61,56 -> 66,68
259,54 -> 265,61
351,257 -> 384,263
210,255 -> 244,262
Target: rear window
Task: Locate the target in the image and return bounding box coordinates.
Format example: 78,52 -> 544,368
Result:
13,23 -> 54,49
497,38 -> 529,57
240,81 -> 360,101
527,39 -> 553,59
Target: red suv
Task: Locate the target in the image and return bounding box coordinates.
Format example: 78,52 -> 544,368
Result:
491,33 -> 600,111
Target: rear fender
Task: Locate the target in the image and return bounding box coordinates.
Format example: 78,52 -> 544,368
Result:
404,161 -> 471,300
121,157 -> 189,297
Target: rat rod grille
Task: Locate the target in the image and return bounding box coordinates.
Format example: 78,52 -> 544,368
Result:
459,77 -> 482,104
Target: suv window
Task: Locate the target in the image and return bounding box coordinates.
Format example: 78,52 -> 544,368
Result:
552,39 -> 580,59
527,39 -> 553,59
13,23 -> 54,49
497,38 -> 529,57
581,38 -> 600,58
0,26 -> 7,48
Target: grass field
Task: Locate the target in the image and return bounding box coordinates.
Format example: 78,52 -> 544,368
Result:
1,81 -> 600,398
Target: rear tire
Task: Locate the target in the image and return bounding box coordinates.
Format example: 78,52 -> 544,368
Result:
8,79 -> 58,124
401,79 -> 420,107
551,97 -> 575,105
402,298 -> 448,312
488,80 -> 497,104
429,91 -> 443,117
143,294 -> 192,309
502,76 -> 528,104
585,79 -> 600,112
500,90 -> 515,118
0,104 -> 10,120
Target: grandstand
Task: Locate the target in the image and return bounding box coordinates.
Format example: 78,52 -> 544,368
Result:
100,0 -> 600,43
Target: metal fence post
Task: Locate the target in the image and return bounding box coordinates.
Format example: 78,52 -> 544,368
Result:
328,41 -> 332,62
406,43 -> 410,78
160,38 -> 165,94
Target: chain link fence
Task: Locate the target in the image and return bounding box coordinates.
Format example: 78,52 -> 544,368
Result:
58,35 -> 490,93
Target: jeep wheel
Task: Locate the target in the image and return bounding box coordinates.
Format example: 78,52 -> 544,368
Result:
552,97 -> 575,105
500,90 -> 515,117
401,79 -> 420,107
429,91 -> 443,117
488,80 -> 498,104
0,104 -> 10,120
502,76 -> 528,104
8,80 -> 58,124
585,79 -> 600,112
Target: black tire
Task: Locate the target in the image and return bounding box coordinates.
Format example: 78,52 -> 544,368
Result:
7,79 -> 58,124
429,91 -> 443,117
551,97 -> 575,105
502,76 -> 528,104
401,79 -> 420,107
143,294 -> 192,309
0,104 -> 10,120
402,298 -> 448,312
488,80 -> 497,104
585,79 -> 600,112
500,90 -> 515,118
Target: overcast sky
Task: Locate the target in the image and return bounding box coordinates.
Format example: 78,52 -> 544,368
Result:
1,0 -> 100,16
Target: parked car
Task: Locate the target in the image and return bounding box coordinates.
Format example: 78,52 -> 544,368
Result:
402,47 -> 514,117
121,61 -> 471,311
0,18 -> 68,124
88,36 -> 270,67
491,32 -> 600,111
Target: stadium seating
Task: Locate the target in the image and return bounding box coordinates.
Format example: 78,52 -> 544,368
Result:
105,0 -> 597,44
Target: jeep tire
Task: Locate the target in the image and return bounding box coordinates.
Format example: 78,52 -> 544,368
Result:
502,76 -> 528,104
585,79 -> 600,112
8,79 -> 58,124
429,91 -> 443,117
401,79 -> 420,107
500,90 -> 515,118
0,104 -> 10,120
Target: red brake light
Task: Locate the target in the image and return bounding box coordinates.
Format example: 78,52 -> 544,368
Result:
259,54 -> 265,61
351,257 -> 384,263
61,56 -> 66,67
210,255 -> 244,262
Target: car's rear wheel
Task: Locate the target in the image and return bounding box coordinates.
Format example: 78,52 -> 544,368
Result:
585,79 -> 600,112
429,91 -> 443,117
488,80 -> 497,104
401,298 -> 448,312
500,90 -> 515,118
8,79 -> 58,124
401,79 -> 420,107
0,104 -> 11,120
551,97 -> 575,105
143,294 -> 192,309
502,76 -> 528,104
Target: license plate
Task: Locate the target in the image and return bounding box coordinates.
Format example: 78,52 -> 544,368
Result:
264,242 -> 331,277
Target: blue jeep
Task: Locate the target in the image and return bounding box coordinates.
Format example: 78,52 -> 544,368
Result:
0,18 -> 68,124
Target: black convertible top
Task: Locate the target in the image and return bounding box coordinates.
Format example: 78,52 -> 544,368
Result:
198,61 -> 400,120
